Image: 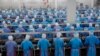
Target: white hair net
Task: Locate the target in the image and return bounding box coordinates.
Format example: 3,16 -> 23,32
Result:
25,35 -> 30,40
39,24 -> 42,28
67,23 -> 70,26
42,34 -> 46,38
76,23 -> 80,27
57,32 -> 61,37
8,35 -> 13,40
74,32 -> 79,37
89,23 -> 92,27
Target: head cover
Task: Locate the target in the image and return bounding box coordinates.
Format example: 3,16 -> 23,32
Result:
70,26 -> 74,30
67,23 -> 70,26
81,14 -> 84,17
55,23 -> 59,26
89,23 -> 92,27
8,35 -> 13,40
16,16 -> 19,19
42,34 -> 46,38
95,24 -> 99,27
32,18 -> 35,21
25,34 -> 30,40
7,21 -> 11,23
76,23 -> 80,27
19,25 -> 22,28
74,32 -> 79,37
15,19 -> 18,22
29,25 -> 34,29
2,21 -> 6,24
39,24 -> 42,28
89,31 -> 94,35
98,16 -> 100,19
47,24 -> 51,27
7,15 -> 10,18
0,15 -> 2,18
4,24 -> 7,28
56,32 -> 61,37
23,19 -> 26,22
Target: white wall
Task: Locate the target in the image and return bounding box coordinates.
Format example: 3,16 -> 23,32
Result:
0,0 -> 67,9
0,0 -> 96,9
76,0 -> 96,7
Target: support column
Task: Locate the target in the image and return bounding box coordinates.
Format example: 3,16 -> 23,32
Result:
67,0 -> 76,23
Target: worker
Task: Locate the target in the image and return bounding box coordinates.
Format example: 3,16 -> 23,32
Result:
45,24 -> 53,38
63,23 -> 71,31
54,23 -> 62,31
75,23 -> 83,31
15,25 -> 25,38
2,24 -> 11,39
69,32 -> 82,56
38,34 -> 51,56
5,35 -> 17,56
31,18 -> 36,24
35,24 -> 44,38
53,32 -> 64,56
84,31 -> 99,56
21,35 -> 34,56
88,23 -> 95,31
0,15 -> 3,20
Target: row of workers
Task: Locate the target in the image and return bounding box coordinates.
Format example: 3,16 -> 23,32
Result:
0,8 -> 66,20
1,23 -> 99,39
4,31 -> 99,56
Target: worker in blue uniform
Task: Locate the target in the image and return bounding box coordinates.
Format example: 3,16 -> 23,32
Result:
64,23 -> 71,31
28,25 -> 37,38
38,34 -> 51,56
2,24 -> 11,39
53,32 -> 64,56
45,24 -> 53,38
21,35 -> 34,56
64,23 -> 71,37
35,24 -> 44,38
75,23 -> 83,31
54,23 -> 62,31
88,23 -> 95,31
69,32 -> 82,56
84,31 -> 99,56
15,25 -> 25,38
0,15 -> 3,20
5,35 -> 17,56
31,18 -> 36,25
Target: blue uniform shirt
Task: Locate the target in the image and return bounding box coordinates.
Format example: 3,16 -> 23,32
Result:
5,41 -> 17,56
